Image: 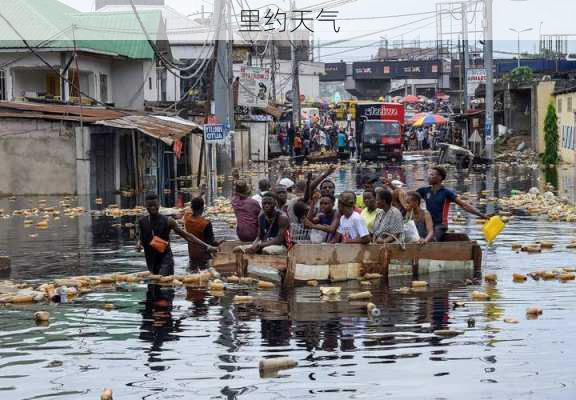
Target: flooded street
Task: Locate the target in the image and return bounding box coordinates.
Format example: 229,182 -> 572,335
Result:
2,158 -> 576,400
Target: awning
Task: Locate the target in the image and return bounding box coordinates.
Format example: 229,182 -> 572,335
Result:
94,115 -> 203,145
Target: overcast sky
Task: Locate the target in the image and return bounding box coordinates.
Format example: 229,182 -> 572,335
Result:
57,0 -> 576,61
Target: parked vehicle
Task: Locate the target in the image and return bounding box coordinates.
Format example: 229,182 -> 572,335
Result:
355,102 -> 405,161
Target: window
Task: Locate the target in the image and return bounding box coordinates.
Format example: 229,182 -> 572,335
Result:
568,95 -> 573,113
0,70 -> 5,100
148,77 -> 152,90
99,74 -> 108,102
557,97 -> 562,113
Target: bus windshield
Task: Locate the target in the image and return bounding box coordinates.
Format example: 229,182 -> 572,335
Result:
363,120 -> 401,136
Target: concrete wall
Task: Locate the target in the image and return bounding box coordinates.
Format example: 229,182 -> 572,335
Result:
535,81 -> 556,154
0,118 -> 77,195
557,91 -> 576,165
111,60 -> 147,109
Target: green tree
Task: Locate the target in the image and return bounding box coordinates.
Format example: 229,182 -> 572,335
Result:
503,66 -> 534,84
541,102 -> 560,165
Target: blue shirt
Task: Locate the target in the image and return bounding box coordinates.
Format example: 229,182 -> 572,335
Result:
417,186 -> 457,226
337,132 -> 347,148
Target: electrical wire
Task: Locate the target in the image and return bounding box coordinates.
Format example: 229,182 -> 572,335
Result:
0,9 -> 111,108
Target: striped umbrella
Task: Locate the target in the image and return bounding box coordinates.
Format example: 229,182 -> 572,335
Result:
401,95 -> 420,104
412,113 -> 449,127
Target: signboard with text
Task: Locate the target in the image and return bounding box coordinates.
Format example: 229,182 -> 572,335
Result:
353,60 -> 442,80
237,65 -> 271,107
466,68 -> 487,97
204,124 -> 228,144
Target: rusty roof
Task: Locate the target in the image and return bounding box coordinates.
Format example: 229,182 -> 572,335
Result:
0,101 -> 127,119
0,101 -> 202,144
94,115 -> 203,145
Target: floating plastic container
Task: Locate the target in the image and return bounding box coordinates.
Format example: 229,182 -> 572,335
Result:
483,216 -> 505,243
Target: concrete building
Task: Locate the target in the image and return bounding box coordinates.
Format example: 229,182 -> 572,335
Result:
555,82 -> 576,164
0,0 -> 170,110
0,102 -> 202,197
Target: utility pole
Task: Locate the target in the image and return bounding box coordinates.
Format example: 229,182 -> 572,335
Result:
270,41 -> 276,103
484,0 -> 494,160
462,1 -> 470,113
290,0 -> 301,131
213,0 -> 234,174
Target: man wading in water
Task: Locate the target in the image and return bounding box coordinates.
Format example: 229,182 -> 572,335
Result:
137,193 -> 218,276
417,166 -> 488,242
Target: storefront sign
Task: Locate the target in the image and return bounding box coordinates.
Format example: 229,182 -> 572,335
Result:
353,60 -> 442,80
237,65 -> 271,107
321,62 -> 347,81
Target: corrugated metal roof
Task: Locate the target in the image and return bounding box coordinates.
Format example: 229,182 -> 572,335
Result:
0,101 -> 201,144
73,11 -> 163,59
0,101 -> 127,119
94,115 -> 202,145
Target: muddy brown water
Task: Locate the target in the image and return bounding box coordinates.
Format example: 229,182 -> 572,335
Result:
1,157 -> 576,399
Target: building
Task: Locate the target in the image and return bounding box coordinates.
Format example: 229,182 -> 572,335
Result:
0,101 -> 202,198
0,0 -> 170,110
555,81 -> 576,164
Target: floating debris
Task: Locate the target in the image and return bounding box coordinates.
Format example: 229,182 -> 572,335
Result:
470,291 -> 490,301
484,273 -> 497,284
512,273 -> 527,282
434,329 -> 464,338
259,357 -> 297,378
257,281 -> 275,290
100,388 -> 113,400
347,291 -> 372,301
526,306 -> 543,317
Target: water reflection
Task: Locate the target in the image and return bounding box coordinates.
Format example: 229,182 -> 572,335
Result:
140,284 -> 179,356
2,161 -> 576,399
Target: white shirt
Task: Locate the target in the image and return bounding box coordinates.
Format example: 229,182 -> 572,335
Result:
252,193 -> 263,207
337,211 -> 369,241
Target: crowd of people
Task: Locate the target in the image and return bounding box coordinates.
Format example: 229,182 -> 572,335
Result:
404,125 -> 449,152
226,165 -> 487,257
277,115 -> 356,160
136,162 -> 491,276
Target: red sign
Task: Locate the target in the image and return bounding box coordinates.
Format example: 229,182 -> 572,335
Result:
206,115 -> 218,124
300,94 -> 305,102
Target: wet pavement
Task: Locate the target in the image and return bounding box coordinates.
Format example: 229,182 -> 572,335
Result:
1,156 -> 576,399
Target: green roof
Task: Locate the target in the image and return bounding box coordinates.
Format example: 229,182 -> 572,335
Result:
0,0 -> 163,59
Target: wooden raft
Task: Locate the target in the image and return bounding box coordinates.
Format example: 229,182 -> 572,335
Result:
212,235 -> 482,288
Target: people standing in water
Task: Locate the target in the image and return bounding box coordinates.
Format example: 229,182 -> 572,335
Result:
137,193 -> 217,276
417,166 -> 488,242
184,197 -> 222,271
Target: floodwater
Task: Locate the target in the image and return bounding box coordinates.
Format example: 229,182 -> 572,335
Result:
1,157 -> 576,400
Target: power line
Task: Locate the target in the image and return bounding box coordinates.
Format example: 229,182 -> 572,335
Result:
0,9 -> 110,108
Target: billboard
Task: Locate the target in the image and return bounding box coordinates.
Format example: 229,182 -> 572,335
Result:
466,68 -> 487,97
321,62 -> 347,81
238,65 -> 271,107
353,60 -> 442,80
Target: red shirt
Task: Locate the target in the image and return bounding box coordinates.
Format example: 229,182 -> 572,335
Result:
232,195 -> 261,242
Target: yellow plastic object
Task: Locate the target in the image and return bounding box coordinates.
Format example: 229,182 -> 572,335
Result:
483,216 -> 505,242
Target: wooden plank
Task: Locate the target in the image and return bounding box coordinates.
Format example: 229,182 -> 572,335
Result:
242,254 -> 288,271
387,242 -> 474,262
